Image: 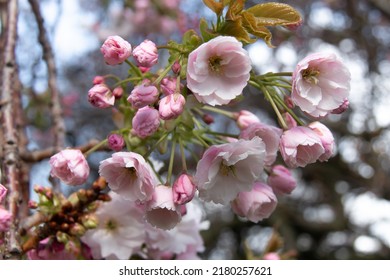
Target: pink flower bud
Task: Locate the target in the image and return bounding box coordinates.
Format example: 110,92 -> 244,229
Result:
160,77 -> 176,95
172,60 -> 181,74
133,39 -> 158,68
93,76 -> 105,85
263,252 -> 281,260
107,133 -> 125,152
100,35 -> 132,65
0,207 -> 12,232
284,95 -> 295,109
173,173 -> 196,205
267,165 -> 297,195
132,106 -> 160,138
49,149 -> 90,186
112,87 -> 124,98
235,110 -> 261,130
88,84 -> 115,108
158,93 -> 186,120
284,19 -> 303,31
0,184 -> 7,204
127,84 -> 159,109
282,112 -> 297,129
145,185 -> 182,230
331,98 -> 349,114
308,121 -> 335,162
231,182 -> 277,223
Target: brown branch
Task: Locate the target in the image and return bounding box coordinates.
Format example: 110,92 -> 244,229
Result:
28,0 -> 65,151
20,139 -> 107,162
0,0 -> 22,259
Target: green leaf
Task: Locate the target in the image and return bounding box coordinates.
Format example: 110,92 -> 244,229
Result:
202,0 -> 224,16
241,11 -> 274,47
199,18 -> 218,42
226,0 -> 246,20
182,29 -> 202,50
246,2 -> 302,26
219,18 -> 255,44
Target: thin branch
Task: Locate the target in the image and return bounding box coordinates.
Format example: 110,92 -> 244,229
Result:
28,0 -> 65,151
0,0 -> 22,258
20,139 -> 105,162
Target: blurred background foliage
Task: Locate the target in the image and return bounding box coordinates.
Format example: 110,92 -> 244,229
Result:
11,0 -> 390,259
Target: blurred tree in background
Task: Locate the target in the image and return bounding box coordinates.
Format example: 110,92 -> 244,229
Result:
1,0 -> 390,259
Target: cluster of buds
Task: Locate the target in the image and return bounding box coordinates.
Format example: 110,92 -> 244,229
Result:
22,178 -> 109,258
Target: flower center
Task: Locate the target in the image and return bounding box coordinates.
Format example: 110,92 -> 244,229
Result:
105,218 -> 118,231
219,161 -> 236,177
302,68 -> 320,85
126,167 -> 137,179
209,56 -> 224,75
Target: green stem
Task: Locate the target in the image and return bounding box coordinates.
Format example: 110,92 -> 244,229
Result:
166,135 -> 177,185
125,60 -> 143,78
153,60 -> 176,85
194,132 -> 210,148
157,45 -> 186,54
250,80 -> 288,130
202,105 -> 235,119
146,158 -> 164,184
179,138 -> 187,172
260,72 -> 293,77
144,131 -> 170,158
84,139 -> 108,157
113,77 -> 141,87
273,93 -> 306,126
205,130 -> 239,139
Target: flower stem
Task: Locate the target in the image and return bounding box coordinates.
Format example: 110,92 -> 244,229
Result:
125,59 -> 143,78
250,80 -> 288,130
144,131 -> 170,158
205,130 -> 239,139
273,93 -> 306,126
179,138 -> 187,172
83,139 -> 108,157
166,135 -> 177,185
113,76 -> 141,87
153,60 -> 176,85
202,105 -> 235,118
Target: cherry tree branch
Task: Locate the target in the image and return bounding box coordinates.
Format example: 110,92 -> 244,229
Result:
0,0 -> 22,259
28,0 -> 65,151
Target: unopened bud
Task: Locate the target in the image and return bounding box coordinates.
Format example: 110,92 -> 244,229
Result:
28,200 -> 38,209
68,192 -> 80,207
70,223 -> 86,237
77,189 -> 88,203
56,231 -> 70,243
81,214 -> 99,229
172,60 -> 181,74
113,87 -> 124,98
203,114 -> 214,124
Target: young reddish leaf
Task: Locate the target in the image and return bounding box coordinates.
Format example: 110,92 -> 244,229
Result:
246,2 -> 302,26
241,11 -> 274,48
219,18 -> 254,44
226,0 -> 246,20
202,0 -> 224,16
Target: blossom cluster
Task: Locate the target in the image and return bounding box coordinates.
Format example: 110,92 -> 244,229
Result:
24,1 -> 351,260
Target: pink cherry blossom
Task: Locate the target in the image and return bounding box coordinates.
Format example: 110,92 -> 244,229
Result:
292,53 -> 351,118
240,123 -> 283,166
49,149 -> 90,186
133,39 -> 158,68
145,201 -> 209,259
267,165 -> 297,195
263,252 -> 281,260
158,93 -> 186,120
128,83 -> 159,109
0,184 -> 7,204
231,182 -> 277,223
93,75 -> 105,85
172,173 -> 196,205
186,36 -> 251,106
81,192 -> 146,259
88,84 -> 115,108
145,185 -> 182,230
279,126 -> 325,168
194,137 -> 266,204
160,76 -> 177,95
100,35 -> 132,65
282,112 -> 297,129
0,207 -> 12,232
308,121 -> 335,161
107,133 -> 125,152
112,86 -> 124,98
132,106 -> 160,138
235,110 -> 261,130
99,152 -> 157,202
